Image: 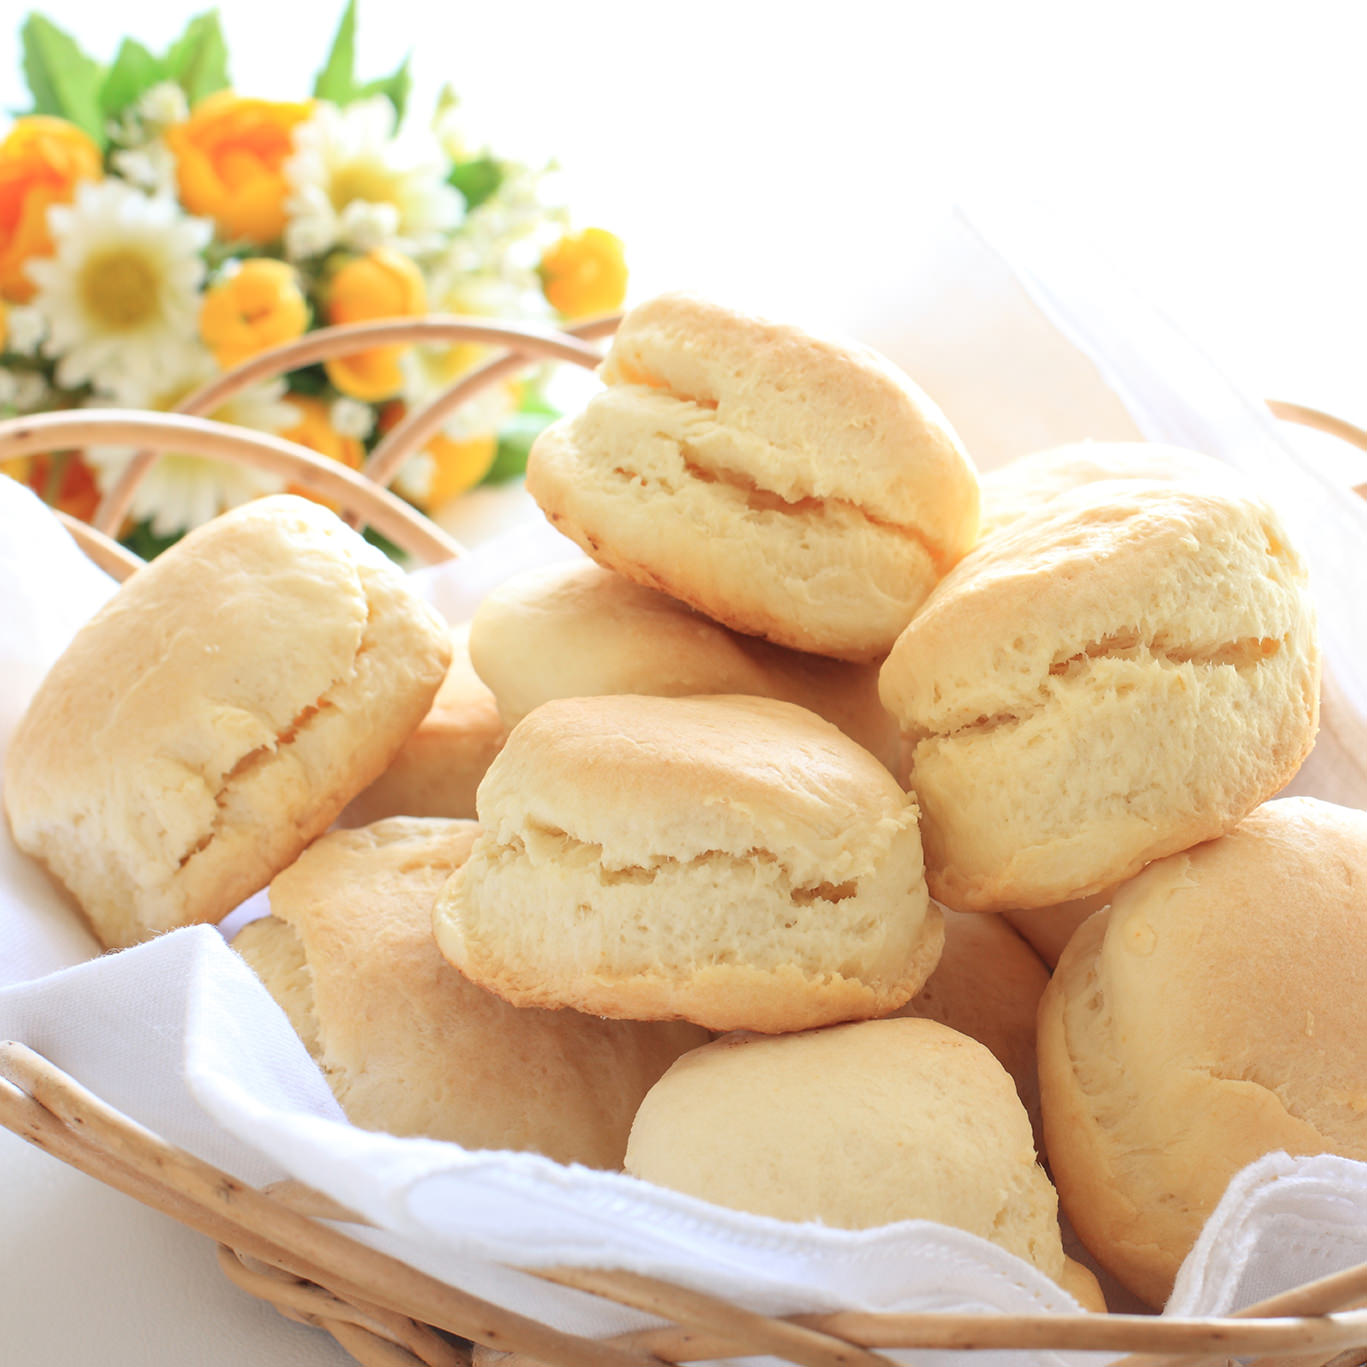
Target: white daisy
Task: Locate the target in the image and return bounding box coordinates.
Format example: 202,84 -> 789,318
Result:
283,96 -> 464,261
328,396 -> 374,440
3,304 -> 46,356
27,181 -> 211,394
9,370 -> 51,412
111,140 -> 179,199
84,347 -> 297,537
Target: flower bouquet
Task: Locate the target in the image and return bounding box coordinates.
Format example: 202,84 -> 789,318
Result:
0,3 -> 627,556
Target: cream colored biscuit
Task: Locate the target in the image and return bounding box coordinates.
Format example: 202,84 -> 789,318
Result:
235,818 -> 707,1168
342,623 -> 508,824
624,1019 -> 1104,1310
4,495 -> 451,949
468,559 -> 900,769
892,905 -> 1048,1144
1001,889 -> 1113,968
979,441 -> 1237,539
434,693 -> 941,1033
880,480 -> 1319,912
526,292 -> 979,662
1038,797 -> 1367,1307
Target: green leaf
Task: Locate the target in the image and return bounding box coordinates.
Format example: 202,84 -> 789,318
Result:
484,409 -> 557,485
312,0 -> 357,103
164,11 -> 230,106
99,39 -> 166,121
448,155 -> 503,211
19,14 -> 106,145
355,52 -> 411,125
120,518 -> 184,561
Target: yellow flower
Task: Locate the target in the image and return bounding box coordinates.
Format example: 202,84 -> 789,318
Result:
199,259 -> 309,370
425,430 -> 497,505
280,394 -> 365,507
378,400 -> 496,508
166,92 -> 311,244
324,247 -> 427,401
539,227 -> 627,319
0,117 -> 103,302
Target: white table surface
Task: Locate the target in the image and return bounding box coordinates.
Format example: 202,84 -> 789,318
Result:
3,3 -> 1367,1362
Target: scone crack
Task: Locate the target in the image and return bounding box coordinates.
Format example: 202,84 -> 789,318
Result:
596,384 -> 942,560
1047,631 -> 1285,677
489,826 -> 877,905
907,630 -> 1295,744
175,693 -> 338,869
603,437 -> 939,566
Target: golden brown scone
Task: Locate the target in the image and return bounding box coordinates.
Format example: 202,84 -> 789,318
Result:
433,694 -> 942,1034
468,559 -> 901,770
1001,889 -> 1112,968
624,1019 -> 1104,1310
880,480 -> 1319,913
979,441 -> 1237,540
234,818 -> 707,1168
891,906 -> 1049,1144
526,292 -> 979,662
342,623 -> 508,824
4,495 -> 451,949
1037,797 -> 1367,1307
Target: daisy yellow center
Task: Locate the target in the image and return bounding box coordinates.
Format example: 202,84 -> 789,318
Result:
80,248 -> 161,330
329,160 -> 403,211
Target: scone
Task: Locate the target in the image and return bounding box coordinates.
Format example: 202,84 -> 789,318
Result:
235,819 -> 707,1168
468,558 -> 901,770
892,905 -> 1049,1144
978,441 -> 1237,540
880,479 -> 1319,912
342,622 -> 508,824
624,1019 -> 1104,1311
1037,797 -> 1367,1307
525,292 -> 979,662
433,693 -> 942,1033
3,495 -> 451,949
1001,889 -> 1113,968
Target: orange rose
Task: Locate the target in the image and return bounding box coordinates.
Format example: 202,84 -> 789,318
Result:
423,431 -> 497,507
325,248 -> 427,401
199,259 -> 310,370
0,117 -> 102,302
539,227 -> 628,319
377,400 -> 497,510
166,92 -> 311,244
280,396 -> 366,507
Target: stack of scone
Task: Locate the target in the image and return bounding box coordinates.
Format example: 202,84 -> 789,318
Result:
5,289 -> 1358,1319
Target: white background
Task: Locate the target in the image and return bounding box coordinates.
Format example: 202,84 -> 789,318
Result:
2,3 -> 1366,1363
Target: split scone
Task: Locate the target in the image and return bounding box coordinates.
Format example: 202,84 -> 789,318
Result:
4,495 -> 451,949
342,622 -> 508,825
525,292 -> 980,662
1038,797 -> 1367,1307
235,818 -> 707,1168
880,478 -> 1320,912
624,1019 -> 1105,1311
468,558 -> 901,770
433,694 -> 942,1033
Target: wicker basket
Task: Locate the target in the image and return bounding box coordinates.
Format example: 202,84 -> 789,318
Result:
1,316 -> 1365,1367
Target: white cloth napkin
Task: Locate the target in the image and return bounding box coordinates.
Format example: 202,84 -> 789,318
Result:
2,204 -> 1365,1367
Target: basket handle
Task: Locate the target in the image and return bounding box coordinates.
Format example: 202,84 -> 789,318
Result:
1,410 -> 462,565
1267,399 -> 1367,501
90,315 -> 617,538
